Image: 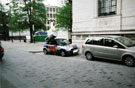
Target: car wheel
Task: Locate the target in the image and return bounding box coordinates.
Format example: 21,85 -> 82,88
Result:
43,49 -> 48,55
60,50 -> 66,57
85,52 -> 93,60
124,56 -> 135,67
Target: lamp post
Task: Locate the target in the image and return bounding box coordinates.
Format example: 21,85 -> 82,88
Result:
6,3 -> 13,43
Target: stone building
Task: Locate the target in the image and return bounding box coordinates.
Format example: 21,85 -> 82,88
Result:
46,5 -> 58,30
72,0 -> 135,46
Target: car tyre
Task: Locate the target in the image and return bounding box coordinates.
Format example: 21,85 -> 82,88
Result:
60,50 -> 66,57
85,52 -> 93,60
124,56 -> 135,67
43,49 -> 48,55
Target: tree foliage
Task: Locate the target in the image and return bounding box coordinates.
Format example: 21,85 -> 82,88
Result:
22,0 -> 46,42
8,0 -> 47,42
8,1 -> 24,32
55,0 -> 72,32
0,3 -> 9,40
0,3 -> 8,29
22,0 -> 47,32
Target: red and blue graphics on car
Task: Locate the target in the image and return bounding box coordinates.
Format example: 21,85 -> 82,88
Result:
44,45 -> 56,52
43,38 -> 79,56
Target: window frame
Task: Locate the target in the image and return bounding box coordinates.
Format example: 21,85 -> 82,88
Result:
98,0 -> 117,16
103,38 -> 125,49
85,38 -> 104,46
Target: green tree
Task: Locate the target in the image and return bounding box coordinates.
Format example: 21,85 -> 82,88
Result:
7,1 -> 25,42
8,0 -> 46,43
22,0 -> 47,43
0,3 -> 9,40
8,1 -> 24,33
55,0 -> 72,41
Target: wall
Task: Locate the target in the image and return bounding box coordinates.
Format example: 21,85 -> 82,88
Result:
72,0 -> 135,46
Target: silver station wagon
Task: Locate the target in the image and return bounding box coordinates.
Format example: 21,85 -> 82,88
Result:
82,36 -> 135,67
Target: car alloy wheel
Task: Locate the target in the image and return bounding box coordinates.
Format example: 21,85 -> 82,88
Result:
43,49 -> 48,55
85,52 -> 93,60
124,56 -> 135,67
61,50 -> 66,57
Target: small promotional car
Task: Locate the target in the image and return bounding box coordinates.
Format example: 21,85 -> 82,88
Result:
0,41 -> 4,61
43,35 -> 79,56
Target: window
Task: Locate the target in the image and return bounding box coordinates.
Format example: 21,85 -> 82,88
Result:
53,8 -> 55,12
49,40 -> 57,45
85,39 -> 93,44
47,7 -> 49,11
57,39 -> 69,46
115,37 -> 135,47
104,39 -> 115,47
86,38 -> 103,46
104,39 -> 125,48
47,14 -> 49,18
92,38 -> 103,45
98,0 -> 116,16
50,14 -> 52,18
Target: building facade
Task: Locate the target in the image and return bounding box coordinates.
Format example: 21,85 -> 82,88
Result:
46,5 -> 58,30
45,5 -> 68,39
72,0 -> 135,46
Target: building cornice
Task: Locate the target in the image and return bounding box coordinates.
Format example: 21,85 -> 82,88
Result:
72,30 -> 135,35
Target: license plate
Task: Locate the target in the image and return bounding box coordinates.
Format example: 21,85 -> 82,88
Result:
73,49 -> 79,53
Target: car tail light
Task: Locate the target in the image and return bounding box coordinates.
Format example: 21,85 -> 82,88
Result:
1,48 -> 4,52
82,45 -> 84,48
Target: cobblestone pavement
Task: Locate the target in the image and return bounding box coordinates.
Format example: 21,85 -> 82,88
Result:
0,41 -> 135,88
0,75 -> 16,88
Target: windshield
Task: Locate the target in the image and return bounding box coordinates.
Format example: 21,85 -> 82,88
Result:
57,39 -> 69,46
115,37 -> 135,47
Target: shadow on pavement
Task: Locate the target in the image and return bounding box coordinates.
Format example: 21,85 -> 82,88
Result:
91,58 -> 125,66
0,75 -> 16,88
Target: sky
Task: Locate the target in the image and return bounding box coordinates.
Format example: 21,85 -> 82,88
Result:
0,0 -> 64,6
44,0 -> 64,6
